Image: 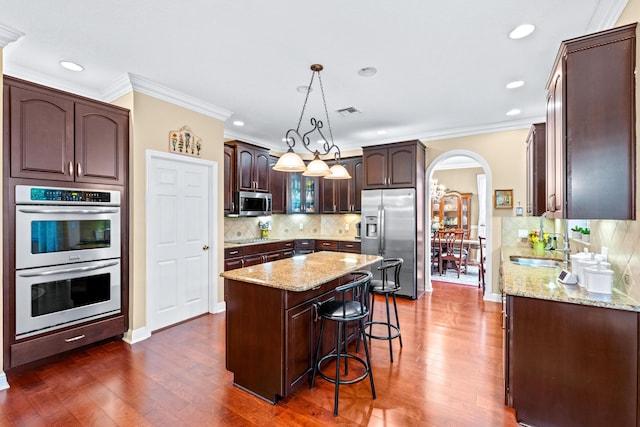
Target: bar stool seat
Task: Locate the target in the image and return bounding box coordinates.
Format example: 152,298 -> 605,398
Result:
363,258 -> 403,362
310,270 -> 375,416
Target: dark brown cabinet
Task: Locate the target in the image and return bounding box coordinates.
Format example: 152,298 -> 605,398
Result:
506,295 -> 639,427
269,155 -> 287,214
525,123 -> 546,216
223,145 -> 236,214
294,239 -> 315,255
223,241 -> 295,271
321,157 -> 363,213
545,23 -> 636,219
226,140 -> 270,193
362,140 -> 424,189
6,76 -> 128,185
225,272 -> 352,402
338,240 -> 361,253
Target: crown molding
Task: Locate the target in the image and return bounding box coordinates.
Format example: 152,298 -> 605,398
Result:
586,0 -> 628,32
2,63 -> 103,99
0,23 -> 24,47
105,73 -> 233,121
224,129 -> 279,150
418,115 -> 545,143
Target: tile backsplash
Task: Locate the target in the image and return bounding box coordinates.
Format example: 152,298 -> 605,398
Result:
502,217 -> 640,302
224,214 -> 362,241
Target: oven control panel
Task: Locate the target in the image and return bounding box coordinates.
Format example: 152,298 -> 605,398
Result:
16,185 -> 120,206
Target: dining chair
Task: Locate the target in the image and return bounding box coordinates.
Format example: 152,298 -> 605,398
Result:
478,236 -> 486,292
438,229 -> 467,277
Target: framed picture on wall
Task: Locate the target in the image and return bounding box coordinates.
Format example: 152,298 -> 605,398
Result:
494,189 -> 513,209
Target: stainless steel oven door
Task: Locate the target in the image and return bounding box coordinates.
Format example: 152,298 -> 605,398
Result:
15,205 -> 121,269
15,259 -> 121,337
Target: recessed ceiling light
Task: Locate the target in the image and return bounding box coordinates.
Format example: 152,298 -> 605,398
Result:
59,60 -> 84,72
358,67 -> 377,77
233,120 -> 244,126
509,24 -> 535,39
377,130 -> 387,135
506,80 -> 525,89
506,109 -> 521,116
297,85 -> 312,93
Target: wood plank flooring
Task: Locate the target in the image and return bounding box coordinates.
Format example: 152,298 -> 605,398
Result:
1,281 -> 518,426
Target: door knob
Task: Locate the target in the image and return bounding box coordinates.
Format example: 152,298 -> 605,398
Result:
202,245 -> 209,250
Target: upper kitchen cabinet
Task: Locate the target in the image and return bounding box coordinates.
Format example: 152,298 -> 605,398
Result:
227,140 -> 270,193
224,144 -> 236,214
5,76 -> 128,186
526,123 -> 546,217
321,156 -> 363,213
362,140 -> 425,189
269,155 -> 287,214
287,172 -> 319,214
545,23 -> 636,220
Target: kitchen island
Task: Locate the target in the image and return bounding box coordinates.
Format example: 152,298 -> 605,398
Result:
220,251 -> 382,403
501,247 -> 640,427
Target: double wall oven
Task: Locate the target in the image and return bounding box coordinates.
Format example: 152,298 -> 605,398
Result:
14,185 -> 122,338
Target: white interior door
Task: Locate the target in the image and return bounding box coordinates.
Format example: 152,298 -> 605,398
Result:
147,153 -> 212,331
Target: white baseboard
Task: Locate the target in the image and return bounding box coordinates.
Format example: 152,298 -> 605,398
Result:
210,301 -> 226,314
483,292 -> 502,303
0,372 -> 9,390
123,326 -> 151,344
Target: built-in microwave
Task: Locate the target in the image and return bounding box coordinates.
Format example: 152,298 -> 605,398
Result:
233,191 -> 272,217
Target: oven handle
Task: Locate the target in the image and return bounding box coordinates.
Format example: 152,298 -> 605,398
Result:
18,260 -> 119,277
17,208 -> 119,214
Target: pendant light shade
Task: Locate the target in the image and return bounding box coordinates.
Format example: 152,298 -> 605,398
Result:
324,163 -> 352,179
273,150 -> 306,172
303,155 -> 331,176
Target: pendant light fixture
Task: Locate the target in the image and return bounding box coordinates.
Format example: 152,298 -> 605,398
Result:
273,64 -> 351,179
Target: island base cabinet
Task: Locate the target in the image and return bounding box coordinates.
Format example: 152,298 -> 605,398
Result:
225,275 -> 353,403
507,296 -> 639,427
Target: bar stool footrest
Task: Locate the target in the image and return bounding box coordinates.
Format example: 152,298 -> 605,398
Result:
363,321 -> 401,341
316,352 -> 371,385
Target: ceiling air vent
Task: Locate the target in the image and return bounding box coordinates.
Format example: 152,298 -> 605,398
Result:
337,107 -> 361,117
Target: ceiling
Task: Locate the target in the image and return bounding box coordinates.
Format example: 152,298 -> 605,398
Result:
0,0 -> 628,152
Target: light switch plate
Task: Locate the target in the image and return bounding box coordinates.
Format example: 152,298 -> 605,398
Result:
518,229 -> 528,238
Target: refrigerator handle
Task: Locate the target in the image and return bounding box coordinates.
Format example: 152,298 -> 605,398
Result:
380,206 -> 385,254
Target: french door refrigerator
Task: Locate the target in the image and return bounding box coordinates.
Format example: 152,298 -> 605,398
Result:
361,188 -> 418,298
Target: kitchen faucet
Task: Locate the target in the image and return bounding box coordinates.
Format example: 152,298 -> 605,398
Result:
539,212 -> 547,248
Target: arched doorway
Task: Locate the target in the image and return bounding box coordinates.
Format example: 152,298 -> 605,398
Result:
425,150 -> 494,300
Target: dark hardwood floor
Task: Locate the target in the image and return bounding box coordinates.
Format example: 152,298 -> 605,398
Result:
1,281 -> 518,426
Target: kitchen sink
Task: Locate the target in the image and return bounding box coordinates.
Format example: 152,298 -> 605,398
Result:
509,256 -> 561,268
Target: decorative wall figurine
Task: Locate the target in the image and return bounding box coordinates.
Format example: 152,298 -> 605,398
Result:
169,125 -> 202,157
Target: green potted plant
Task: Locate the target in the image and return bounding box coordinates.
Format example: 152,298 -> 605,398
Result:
571,225 -> 582,240
581,227 -> 591,243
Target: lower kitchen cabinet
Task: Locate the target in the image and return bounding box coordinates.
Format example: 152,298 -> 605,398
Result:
10,315 -> 125,368
223,241 -> 295,271
285,289 -> 338,391
506,295 -> 639,427
294,239 -> 315,255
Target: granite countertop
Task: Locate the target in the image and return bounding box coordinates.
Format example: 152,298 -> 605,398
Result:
223,236 -> 361,248
220,251 -> 381,291
502,247 -> 640,312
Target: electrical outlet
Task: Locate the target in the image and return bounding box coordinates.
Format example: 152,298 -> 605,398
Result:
299,223 -> 304,230
344,224 -> 350,231
518,229 -> 528,238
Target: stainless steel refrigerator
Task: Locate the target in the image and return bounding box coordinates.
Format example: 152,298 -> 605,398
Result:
361,188 -> 419,298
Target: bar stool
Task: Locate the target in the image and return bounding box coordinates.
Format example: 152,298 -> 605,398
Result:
310,270 -> 375,416
364,258 -> 403,362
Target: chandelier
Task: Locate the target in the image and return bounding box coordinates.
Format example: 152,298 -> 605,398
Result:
430,179 -> 446,201
272,64 -> 351,179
